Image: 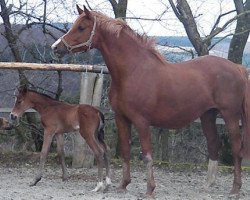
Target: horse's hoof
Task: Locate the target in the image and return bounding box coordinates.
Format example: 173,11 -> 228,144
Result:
228,193 -> 240,199
229,183 -> 241,197
116,186 -> 127,193
144,193 -> 156,199
62,175 -> 69,182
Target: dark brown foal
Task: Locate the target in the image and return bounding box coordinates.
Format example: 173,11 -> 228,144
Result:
9,86 -> 111,191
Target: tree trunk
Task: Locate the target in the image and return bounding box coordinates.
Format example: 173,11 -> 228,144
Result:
228,0 -> 250,64
169,0 -> 209,56
109,0 -> 128,19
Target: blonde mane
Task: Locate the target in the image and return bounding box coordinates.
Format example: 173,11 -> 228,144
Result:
92,11 -> 167,64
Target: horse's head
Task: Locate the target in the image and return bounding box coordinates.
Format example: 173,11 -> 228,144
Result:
10,85 -> 32,124
0,117 -> 13,130
51,5 -> 98,57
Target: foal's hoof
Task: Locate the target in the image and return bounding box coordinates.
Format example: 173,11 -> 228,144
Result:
29,176 -> 42,186
92,181 -> 105,192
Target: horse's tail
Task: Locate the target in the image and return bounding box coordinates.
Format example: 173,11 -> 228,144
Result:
97,111 -> 106,147
241,70 -> 250,160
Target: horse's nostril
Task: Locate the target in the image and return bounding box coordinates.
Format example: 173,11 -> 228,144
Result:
10,114 -> 17,121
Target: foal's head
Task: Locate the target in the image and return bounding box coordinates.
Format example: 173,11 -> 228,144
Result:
10,85 -> 32,122
52,5 -> 98,57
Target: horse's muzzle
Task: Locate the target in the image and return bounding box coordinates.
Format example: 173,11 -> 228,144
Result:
10,113 -> 17,121
51,41 -> 68,58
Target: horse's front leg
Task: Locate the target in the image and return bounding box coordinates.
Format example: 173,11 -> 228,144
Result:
134,119 -> 155,196
30,130 -> 54,186
115,114 -> 132,191
55,133 -> 69,181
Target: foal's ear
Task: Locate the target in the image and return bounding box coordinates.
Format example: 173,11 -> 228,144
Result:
76,4 -> 83,15
83,5 -> 91,19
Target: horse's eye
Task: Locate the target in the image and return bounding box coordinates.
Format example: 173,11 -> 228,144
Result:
16,100 -> 22,104
78,26 -> 84,32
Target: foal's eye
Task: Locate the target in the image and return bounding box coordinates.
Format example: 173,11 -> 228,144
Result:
78,26 -> 85,32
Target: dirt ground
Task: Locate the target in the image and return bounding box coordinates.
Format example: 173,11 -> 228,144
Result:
0,153 -> 249,200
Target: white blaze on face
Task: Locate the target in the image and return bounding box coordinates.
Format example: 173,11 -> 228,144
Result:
51,38 -> 62,49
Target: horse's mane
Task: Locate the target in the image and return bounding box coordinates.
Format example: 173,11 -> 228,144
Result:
27,89 -> 57,101
93,11 -> 166,64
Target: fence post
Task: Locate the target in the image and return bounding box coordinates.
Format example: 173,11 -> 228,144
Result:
72,71 -> 104,168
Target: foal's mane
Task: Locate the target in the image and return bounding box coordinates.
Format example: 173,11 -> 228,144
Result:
92,11 -> 166,64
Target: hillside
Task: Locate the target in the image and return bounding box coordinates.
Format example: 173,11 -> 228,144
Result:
155,36 -> 250,67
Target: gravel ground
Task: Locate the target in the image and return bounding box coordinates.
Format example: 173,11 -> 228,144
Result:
0,154 -> 249,200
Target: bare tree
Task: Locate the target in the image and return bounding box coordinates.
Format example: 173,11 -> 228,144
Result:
168,0 -> 243,56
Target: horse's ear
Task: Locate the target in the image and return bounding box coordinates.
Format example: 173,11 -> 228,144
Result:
76,4 -> 83,15
83,5 -> 91,19
18,85 -> 28,94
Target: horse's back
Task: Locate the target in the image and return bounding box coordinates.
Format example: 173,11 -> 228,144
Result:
122,55 -> 248,128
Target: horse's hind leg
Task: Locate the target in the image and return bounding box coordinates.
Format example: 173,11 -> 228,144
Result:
30,130 -> 54,186
221,112 -> 242,195
55,133 -> 69,181
200,109 -> 221,188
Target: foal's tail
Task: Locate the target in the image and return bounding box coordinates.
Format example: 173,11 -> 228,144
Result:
241,72 -> 250,160
97,111 -> 106,147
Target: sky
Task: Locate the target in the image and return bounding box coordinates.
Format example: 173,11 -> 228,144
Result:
5,0 -> 249,41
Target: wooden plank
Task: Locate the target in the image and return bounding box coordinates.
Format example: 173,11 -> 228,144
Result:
0,108 -> 36,113
0,62 -> 109,74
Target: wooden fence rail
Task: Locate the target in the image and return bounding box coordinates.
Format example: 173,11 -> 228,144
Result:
0,62 -> 109,74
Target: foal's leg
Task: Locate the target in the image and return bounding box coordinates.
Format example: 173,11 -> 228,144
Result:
200,109 -> 221,188
115,114 -> 132,191
134,120 -> 155,196
80,128 -> 106,192
30,130 -> 55,186
103,145 -> 111,186
55,133 -> 69,181
222,112 -> 242,195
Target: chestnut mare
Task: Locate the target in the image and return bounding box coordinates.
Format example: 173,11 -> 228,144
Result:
9,85 -> 111,192
52,6 -> 250,196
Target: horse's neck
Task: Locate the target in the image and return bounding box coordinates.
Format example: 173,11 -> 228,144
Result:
99,30 -> 150,83
30,93 -> 56,114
